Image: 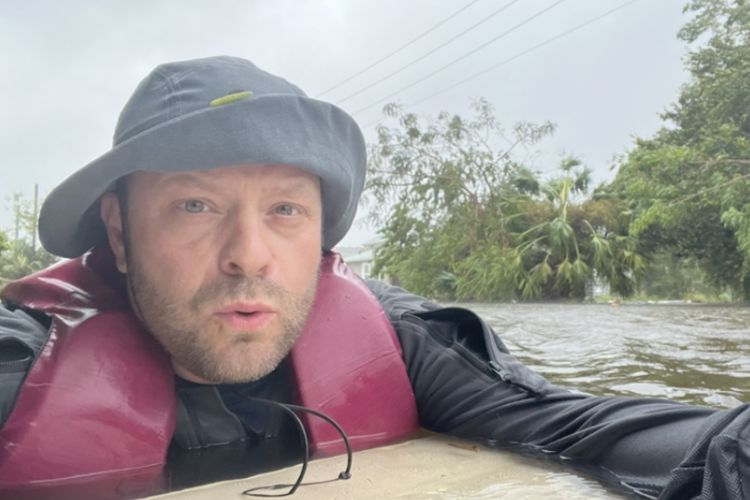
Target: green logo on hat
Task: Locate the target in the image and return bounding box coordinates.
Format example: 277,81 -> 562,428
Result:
209,90 -> 254,107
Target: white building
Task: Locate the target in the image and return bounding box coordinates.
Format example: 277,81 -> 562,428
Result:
334,239 -> 387,281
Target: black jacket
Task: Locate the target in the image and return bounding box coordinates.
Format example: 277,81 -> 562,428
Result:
0,280 -> 748,499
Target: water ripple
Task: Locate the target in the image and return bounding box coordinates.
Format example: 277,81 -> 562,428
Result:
460,303 -> 750,408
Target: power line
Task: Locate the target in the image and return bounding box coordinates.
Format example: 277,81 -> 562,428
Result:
411,0 -> 641,108
361,0 -> 641,129
351,0 -> 567,116
316,0 -> 483,98
336,0 -> 522,105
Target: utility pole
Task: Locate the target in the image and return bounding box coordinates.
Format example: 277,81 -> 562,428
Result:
31,184 -> 39,251
13,194 -> 20,242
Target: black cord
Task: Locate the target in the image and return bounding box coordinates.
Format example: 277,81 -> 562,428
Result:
242,400 -> 309,497
231,394 -> 353,496
274,401 -> 353,480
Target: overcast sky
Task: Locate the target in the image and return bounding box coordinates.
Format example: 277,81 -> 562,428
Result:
0,0 -> 690,246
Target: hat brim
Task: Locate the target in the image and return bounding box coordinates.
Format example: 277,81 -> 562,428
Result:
39,94 -> 366,257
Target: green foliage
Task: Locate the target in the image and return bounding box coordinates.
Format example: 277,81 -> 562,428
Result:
452,245 -> 523,301
0,191 -> 58,285
637,252 -> 728,300
369,0 -> 749,301
6,192 -> 37,241
367,100 -> 643,301
670,0 -> 750,152
0,239 -> 58,283
609,0 -> 750,299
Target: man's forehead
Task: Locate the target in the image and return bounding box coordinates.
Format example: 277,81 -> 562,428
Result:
128,164 -> 321,190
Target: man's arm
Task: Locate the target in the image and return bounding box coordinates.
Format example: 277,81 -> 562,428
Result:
367,280 -> 750,499
0,302 -> 50,427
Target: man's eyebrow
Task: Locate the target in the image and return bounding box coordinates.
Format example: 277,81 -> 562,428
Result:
273,178 -> 320,197
157,173 -> 217,190
156,172 -> 320,196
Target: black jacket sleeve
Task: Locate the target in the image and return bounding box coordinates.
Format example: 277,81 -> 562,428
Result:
0,302 -> 50,426
366,280 -> 750,500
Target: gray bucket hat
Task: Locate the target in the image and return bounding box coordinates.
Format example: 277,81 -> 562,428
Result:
39,56 -> 366,257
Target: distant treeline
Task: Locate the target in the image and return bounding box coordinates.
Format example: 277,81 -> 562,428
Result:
367,0 -> 750,302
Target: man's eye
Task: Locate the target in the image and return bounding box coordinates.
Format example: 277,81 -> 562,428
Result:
274,204 -> 300,216
181,200 -> 208,213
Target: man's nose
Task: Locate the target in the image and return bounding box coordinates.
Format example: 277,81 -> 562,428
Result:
218,212 -> 274,278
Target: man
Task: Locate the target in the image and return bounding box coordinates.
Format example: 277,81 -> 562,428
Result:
0,56 -> 747,499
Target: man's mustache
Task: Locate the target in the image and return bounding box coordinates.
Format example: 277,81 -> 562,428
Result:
190,276 -> 290,310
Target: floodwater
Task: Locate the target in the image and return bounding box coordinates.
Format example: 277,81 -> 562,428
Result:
468,302 -> 750,408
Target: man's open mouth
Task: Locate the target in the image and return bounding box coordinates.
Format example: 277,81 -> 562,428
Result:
214,304 -> 276,330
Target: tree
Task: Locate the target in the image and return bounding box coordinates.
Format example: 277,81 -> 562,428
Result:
609,0 -> 750,299
7,192 -> 35,243
367,100 -> 643,300
0,191 -> 58,284
513,161 -> 644,299
367,99 -> 547,299
0,239 -> 58,283
0,231 -> 7,257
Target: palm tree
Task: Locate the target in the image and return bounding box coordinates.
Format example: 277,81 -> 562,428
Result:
515,160 -> 643,299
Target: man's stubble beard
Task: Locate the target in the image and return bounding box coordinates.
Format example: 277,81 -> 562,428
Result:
120,224 -> 319,384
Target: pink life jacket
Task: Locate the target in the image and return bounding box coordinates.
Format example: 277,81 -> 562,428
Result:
0,245 -> 419,488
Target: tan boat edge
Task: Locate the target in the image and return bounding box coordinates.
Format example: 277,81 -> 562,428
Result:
144,435 -> 624,499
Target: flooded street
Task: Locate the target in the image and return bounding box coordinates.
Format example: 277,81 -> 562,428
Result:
466,303 -> 750,408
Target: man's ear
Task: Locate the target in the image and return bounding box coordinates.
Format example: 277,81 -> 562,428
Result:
100,192 -> 128,274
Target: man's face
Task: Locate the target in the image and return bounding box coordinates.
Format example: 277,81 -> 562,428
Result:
100,164 -> 322,384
